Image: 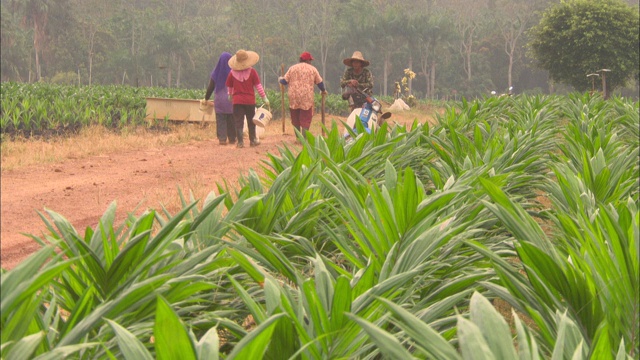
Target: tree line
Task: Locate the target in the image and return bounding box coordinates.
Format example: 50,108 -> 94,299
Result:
1,0 -> 638,99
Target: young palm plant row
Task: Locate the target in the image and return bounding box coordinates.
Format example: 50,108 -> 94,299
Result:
0,82 -> 348,138
0,82 -> 214,136
1,94 -> 637,359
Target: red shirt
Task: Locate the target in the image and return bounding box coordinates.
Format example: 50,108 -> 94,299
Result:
225,68 -> 262,105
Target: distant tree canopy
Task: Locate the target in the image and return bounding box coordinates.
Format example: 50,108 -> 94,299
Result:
528,0 -> 640,97
1,0 -> 638,98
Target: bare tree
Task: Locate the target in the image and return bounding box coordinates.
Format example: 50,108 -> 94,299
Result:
439,0 -> 490,83
13,0 -> 54,81
493,0 -> 534,91
375,10 -> 408,96
315,0 -> 341,81
410,12 -> 455,98
71,0 -> 114,85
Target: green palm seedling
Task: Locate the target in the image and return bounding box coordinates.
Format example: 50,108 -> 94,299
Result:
82,106 -> 93,127
106,295 -> 236,360
316,162 -> 468,270
9,107 -> 23,133
170,188 -> 248,251
48,103 -> 64,131
227,124 -> 433,249
559,95 -> 636,158
0,112 -> 9,133
474,178 -> 638,357
562,93 -> 611,126
546,148 -> 638,216
318,165 -> 493,332
437,98 -> 479,133
423,108 -> 554,206
354,292 -> 634,359
215,158 -> 500,358
224,241 -> 427,359
33,101 -> 48,133
232,167 -> 320,237
554,199 -> 638,357
610,98 -> 639,143
560,109 -> 614,160
59,98 -> 77,129
254,168 -> 325,240
554,113 -> 639,208
0,247 -> 101,359
16,198 -> 233,355
20,97 -> 33,132
1,95 -> 19,132
284,119 -> 413,178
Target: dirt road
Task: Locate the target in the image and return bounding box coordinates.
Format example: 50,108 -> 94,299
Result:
1,129 -> 300,270
1,110 -> 428,270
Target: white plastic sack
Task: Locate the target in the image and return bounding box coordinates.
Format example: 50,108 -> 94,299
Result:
243,117 -> 265,140
388,98 -> 410,111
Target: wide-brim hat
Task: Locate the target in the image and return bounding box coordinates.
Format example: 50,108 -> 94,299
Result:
343,51 -> 369,67
228,50 -> 259,71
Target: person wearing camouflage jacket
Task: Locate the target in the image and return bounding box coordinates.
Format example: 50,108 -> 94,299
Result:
340,51 -> 373,110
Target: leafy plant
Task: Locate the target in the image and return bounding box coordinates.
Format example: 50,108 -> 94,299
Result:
1,93 -> 637,358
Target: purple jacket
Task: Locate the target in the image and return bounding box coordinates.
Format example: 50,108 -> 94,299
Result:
211,52 -> 233,114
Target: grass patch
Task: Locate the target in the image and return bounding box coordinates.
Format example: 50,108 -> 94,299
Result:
1,123 -> 218,171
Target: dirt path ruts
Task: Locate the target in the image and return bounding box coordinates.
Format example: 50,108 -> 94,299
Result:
1,132 -> 298,270
1,110 -> 428,270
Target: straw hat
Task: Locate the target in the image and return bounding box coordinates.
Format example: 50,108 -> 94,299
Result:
228,49 -> 260,70
343,51 -> 370,67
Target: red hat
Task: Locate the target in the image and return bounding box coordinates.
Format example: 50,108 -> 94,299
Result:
300,51 -> 314,61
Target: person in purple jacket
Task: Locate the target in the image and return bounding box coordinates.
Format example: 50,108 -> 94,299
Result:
202,52 -> 236,145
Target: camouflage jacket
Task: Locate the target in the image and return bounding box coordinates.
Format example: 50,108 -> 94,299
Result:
340,68 -> 373,95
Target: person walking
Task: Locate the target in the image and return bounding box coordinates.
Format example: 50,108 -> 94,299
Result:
278,51 -> 327,138
225,49 -> 269,148
202,51 -> 236,145
340,51 -> 373,111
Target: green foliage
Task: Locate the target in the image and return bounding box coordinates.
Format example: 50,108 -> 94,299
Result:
0,83 -> 352,138
8,0 -> 634,102
1,94 -> 638,358
260,90 -> 349,119
365,292 -> 632,360
50,72 -> 79,85
528,0 -> 640,93
106,296 -> 225,359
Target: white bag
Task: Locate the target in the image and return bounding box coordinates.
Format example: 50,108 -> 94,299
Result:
243,116 -> 265,140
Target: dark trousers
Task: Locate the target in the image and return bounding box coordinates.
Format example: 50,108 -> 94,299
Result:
290,108 -> 313,137
232,104 -> 257,143
216,113 -> 236,142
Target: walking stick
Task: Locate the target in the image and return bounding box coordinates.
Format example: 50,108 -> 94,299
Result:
321,92 -> 326,136
280,63 -> 286,133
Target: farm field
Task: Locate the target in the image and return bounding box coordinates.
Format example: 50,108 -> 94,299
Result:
1,85 -> 638,359
1,107 -> 432,270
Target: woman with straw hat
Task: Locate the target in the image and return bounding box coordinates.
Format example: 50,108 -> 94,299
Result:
340,51 -> 373,111
225,49 -> 270,148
